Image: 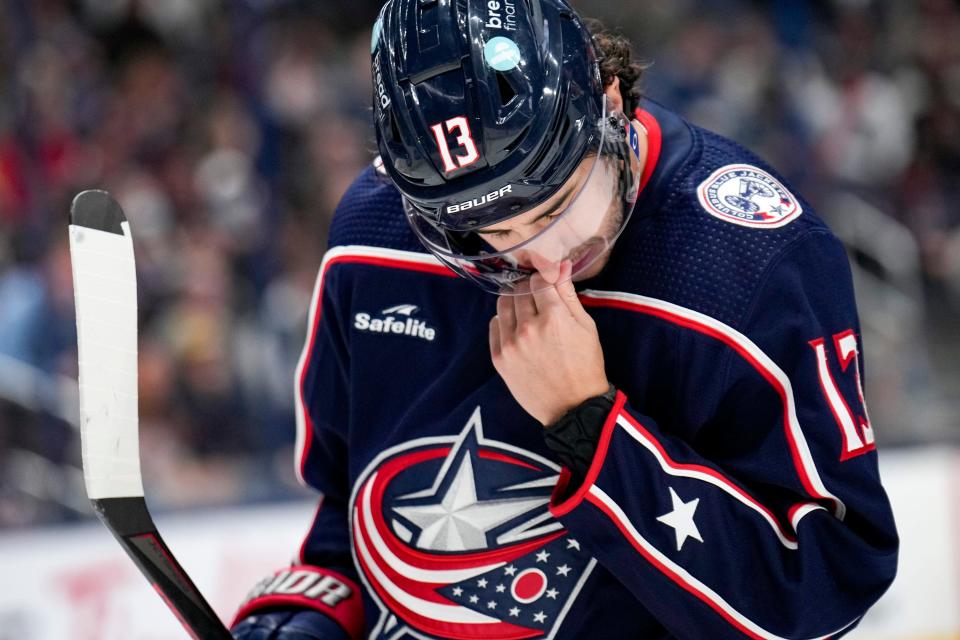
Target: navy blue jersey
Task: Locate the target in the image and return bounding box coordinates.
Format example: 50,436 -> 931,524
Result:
291,99 -> 898,640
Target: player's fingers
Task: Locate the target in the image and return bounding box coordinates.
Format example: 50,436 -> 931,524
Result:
512,278 -> 538,324
496,291 -> 517,332
530,271 -> 567,316
554,260 -> 588,319
489,316 -> 501,359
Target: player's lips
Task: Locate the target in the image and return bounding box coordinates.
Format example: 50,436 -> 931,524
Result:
569,239 -> 604,273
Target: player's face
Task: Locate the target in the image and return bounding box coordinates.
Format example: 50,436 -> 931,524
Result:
405,106 -> 644,296
474,155 -> 625,284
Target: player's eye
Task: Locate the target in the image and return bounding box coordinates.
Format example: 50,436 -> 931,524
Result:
543,211 -> 563,223
483,211 -> 562,241
530,211 -> 563,231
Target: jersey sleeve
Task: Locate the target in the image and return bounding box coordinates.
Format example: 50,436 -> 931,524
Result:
549,231 -> 899,639
286,247 -> 364,637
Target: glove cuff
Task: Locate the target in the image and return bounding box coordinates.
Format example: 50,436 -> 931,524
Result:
231,566 -> 364,639
543,384 -> 617,497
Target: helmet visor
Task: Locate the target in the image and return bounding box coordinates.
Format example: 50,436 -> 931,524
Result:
405,104 -> 642,295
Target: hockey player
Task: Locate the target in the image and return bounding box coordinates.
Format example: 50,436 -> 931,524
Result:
231,0 -> 898,638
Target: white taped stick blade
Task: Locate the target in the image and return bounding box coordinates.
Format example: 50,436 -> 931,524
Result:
70,191 -> 143,500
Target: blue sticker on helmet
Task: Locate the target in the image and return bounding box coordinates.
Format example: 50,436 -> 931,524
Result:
484,37 -> 522,72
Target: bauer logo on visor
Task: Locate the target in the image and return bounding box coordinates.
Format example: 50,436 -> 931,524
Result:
447,185 -> 514,214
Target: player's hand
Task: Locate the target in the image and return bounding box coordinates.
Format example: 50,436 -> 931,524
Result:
231,566 -> 360,640
232,609 -> 347,639
489,260 -> 609,426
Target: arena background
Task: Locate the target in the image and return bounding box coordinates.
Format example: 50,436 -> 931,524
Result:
0,0 -> 957,638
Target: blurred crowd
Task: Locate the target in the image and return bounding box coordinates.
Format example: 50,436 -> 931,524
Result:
0,0 -> 958,528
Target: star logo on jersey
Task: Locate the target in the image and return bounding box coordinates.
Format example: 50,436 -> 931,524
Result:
696,164 -> 803,229
350,407 -> 596,639
656,487 -> 704,552
392,452 -> 548,551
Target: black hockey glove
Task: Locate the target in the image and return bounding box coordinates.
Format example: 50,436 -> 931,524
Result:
543,384 -> 617,498
231,566 -> 362,640
232,609 -> 351,640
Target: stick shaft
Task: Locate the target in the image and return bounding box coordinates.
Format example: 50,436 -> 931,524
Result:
91,497 -> 233,639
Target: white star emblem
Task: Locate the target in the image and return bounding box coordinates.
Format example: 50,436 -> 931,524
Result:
477,578 -> 488,588
509,607 -> 520,617
535,550 -> 550,563
469,594 -> 479,604
566,538 -> 580,550
487,601 -> 497,609
555,564 -> 571,577
533,611 -> 547,623
495,584 -> 506,593
656,487 -> 704,551
504,564 -> 517,576
545,588 -> 559,599
393,455 -> 547,551
452,587 -> 463,596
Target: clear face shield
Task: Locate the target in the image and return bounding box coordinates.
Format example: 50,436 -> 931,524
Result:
404,98 -> 643,295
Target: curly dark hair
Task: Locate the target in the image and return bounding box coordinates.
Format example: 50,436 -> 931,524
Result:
584,19 -> 647,114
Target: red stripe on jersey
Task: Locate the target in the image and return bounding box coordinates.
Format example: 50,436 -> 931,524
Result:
549,391 -> 627,517
634,106 -> 663,194
578,293 -> 842,517
231,566 -> 365,640
296,251 -> 456,484
351,516 -> 541,640
477,450 -> 542,471
294,249 -> 458,565
617,410 -> 797,543
367,447 -> 562,567
584,491 -> 769,640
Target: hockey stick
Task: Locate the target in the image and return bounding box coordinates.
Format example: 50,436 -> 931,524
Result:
69,190 -> 233,640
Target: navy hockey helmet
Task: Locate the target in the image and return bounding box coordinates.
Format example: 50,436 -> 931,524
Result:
372,0 -> 641,292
